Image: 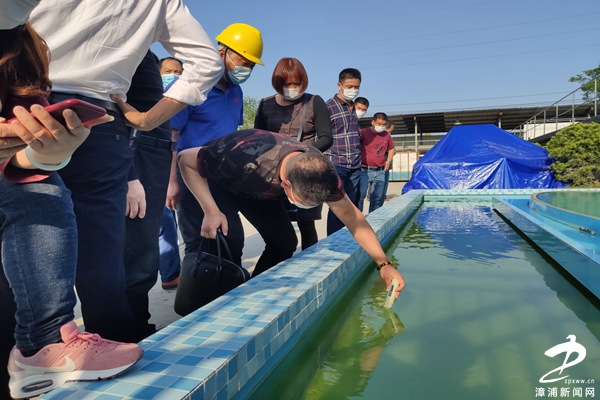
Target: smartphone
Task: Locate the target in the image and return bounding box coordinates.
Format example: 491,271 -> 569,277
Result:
7,99 -> 107,126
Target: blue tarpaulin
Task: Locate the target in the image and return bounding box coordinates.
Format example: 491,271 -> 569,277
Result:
402,124 -> 564,193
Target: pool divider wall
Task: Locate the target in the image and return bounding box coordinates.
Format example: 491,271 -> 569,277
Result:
493,197 -> 600,301
41,191 -> 424,400
530,192 -> 600,234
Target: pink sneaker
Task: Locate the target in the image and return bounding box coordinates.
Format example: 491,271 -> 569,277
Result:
8,321 -> 143,399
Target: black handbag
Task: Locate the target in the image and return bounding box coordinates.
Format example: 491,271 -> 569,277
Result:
174,231 -> 250,316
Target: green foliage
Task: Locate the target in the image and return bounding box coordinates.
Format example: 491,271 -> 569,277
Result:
545,122 -> 600,187
569,63 -> 600,102
239,96 -> 259,130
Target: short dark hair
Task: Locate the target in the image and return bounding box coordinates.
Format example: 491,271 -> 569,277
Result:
338,68 -> 361,83
355,97 -> 369,108
286,153 -> 340,204
158,57 -> 183,70
271,57 -> 309,95
372,112 -> 388,122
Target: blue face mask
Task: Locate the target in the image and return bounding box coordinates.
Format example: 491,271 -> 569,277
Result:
162,74 -> 179,89
226,53 -> 252,85
227,67 -> 252,85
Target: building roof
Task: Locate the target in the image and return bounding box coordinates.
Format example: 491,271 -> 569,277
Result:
359,104 -> 595,134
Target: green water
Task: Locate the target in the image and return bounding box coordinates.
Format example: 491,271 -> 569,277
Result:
537,191 -> 600,218
248,201 -> 600,400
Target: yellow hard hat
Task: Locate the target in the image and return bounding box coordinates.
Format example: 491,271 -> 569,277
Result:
216,23 -> 264,66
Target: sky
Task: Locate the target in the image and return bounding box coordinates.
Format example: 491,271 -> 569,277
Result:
152,0 -> 600,118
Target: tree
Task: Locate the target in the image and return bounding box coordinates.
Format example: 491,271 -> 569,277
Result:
239,96 -> 259,130
545,122 -> 600,187
569,63 -> 600,102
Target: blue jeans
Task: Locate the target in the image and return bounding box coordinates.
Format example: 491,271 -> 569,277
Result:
326,166 -> 361,236
358,168 -> 386,213
382,169 -> 390,204
0,174 -> 77,352
159,207 -> 180,283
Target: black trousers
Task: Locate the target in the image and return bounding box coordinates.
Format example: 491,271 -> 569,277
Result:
123,140 -> 171,342
123,49 -> 174,341
183,181 -> 298,277
176,169 -> 205,256
0,233 -> 17,400
52,92 -> 137,342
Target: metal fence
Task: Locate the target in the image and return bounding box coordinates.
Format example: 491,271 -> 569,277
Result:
394,138 -> 442,153
511,79 -> 598,140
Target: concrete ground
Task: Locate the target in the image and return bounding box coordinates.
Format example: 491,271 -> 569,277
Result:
74,181 -> 406,333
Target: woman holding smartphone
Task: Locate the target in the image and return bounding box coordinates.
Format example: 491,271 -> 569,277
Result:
0,4 -> 142,399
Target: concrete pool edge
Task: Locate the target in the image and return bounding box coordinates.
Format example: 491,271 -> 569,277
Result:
493,196 -> 600,300
42,191 -> 423,400
42,188 -> 599,400
530,191 -> 600,234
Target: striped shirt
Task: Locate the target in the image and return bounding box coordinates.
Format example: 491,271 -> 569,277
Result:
323,94 -> 361,170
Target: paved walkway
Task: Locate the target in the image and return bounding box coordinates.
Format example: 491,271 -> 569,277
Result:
74,181 -> 406,332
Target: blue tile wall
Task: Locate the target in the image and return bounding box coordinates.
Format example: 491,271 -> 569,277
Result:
37,189 -> 443,400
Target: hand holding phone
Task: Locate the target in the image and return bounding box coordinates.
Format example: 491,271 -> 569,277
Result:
7,99 -> 107,127
6,101 -> 111,171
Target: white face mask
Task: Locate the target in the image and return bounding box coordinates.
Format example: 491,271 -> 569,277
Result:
342,88 -> 359,101
289,199 -> 318,209
287,182 -> 319,209
356,110 -> 366,119
373,125 -> 387,133
282,87 -> 302,101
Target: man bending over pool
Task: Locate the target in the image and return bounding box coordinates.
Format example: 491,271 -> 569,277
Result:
178,129 -> 405,297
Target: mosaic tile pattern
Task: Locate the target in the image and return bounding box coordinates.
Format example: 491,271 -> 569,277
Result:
42,192 -> 423,400
423,187 -> 600,200
45,188 -> 594,399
